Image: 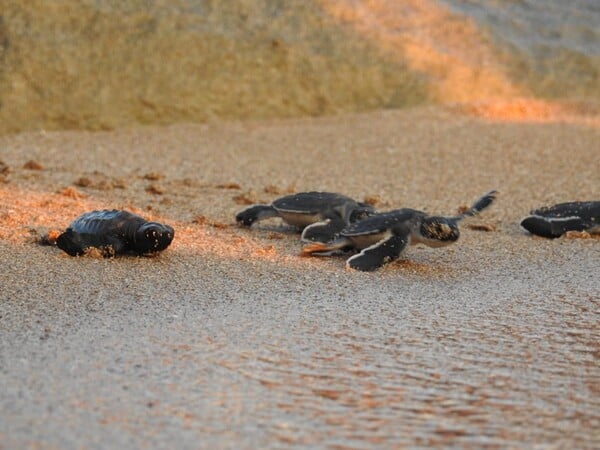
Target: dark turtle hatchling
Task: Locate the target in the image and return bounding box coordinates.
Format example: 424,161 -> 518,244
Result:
520,201 -> 600,238
302,190 -> 497,271
235,191 -> 375,243
55,210 -> 174,257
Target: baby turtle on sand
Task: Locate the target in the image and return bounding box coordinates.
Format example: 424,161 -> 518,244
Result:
56,210 -> 174,257
302,190 -> 497,271
236,191 -> 375,243
520,201 -> 600,238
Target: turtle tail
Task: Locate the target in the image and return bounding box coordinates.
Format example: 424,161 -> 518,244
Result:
455,190 -> 498,220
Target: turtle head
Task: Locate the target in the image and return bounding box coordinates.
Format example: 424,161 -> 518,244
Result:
349,203 -> 376,223
417,216 -> 460,247
134,222 -> 175,254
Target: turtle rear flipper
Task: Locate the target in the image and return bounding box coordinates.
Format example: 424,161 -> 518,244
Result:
301,236 -> 353,256
56,229 -> 87,256
56,230 -> 125,256
301,216 -> 346,243
520,215 -> 586,239
456,190 -> 498,219
346,234 -> 409,271
235,204 -> 278,226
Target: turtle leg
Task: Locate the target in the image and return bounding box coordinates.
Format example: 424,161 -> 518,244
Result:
346,234 -> 409,271
520,215 -> 586,239
235,205 -> 278,226
99,236 -> 126,256
56,229 -> 89,256
301,216 -> 347,243
56,230 -> 125,256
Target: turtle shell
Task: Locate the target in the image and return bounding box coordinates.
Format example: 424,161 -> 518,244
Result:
521,201 -> 600,238
341,209 -> 420,237
272,192 -> 358,214
531,201 -> 599,223
272,191 -> 369,228
336,209 -> 419,249
68,210 -> 146,236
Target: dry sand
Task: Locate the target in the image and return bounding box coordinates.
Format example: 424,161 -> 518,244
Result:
1,107 -> 599,448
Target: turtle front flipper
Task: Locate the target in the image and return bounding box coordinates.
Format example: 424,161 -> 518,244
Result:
301,216 -> 346,243
346,234 -> 409,271
235,204 -> 278,226
56,230 -> 125,256
520,215 -> 586,239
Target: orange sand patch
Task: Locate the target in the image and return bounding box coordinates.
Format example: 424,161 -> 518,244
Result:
564,230 -> 600,240
0,185 -> 306,266
0,185 -> 103,242
171,224 -> 303,266
457,99 -> 600,125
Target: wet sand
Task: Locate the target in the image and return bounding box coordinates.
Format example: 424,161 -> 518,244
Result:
1,107 -> 599,448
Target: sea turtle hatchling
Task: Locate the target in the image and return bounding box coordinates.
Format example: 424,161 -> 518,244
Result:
520,201 -> 600,238
236,191 -> 375,243
302,190 -> 497,271
55,210 -> 174,257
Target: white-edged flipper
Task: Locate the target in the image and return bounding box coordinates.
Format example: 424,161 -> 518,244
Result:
520,215 -> 587,239
301,216 -> 347,243
346,234 -> 409,271
520,201 -> 599,238
451,190 -> 498,220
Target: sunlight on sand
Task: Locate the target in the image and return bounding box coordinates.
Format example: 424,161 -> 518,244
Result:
318,0 -> 599,125
318,0 -> 521,102
456,99 -> 600,126
0,185 -> 303,266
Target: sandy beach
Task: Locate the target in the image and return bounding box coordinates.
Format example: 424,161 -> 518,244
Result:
0,106 -> 598,448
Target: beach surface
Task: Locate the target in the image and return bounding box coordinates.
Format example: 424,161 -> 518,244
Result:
1,107 -> 599,448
